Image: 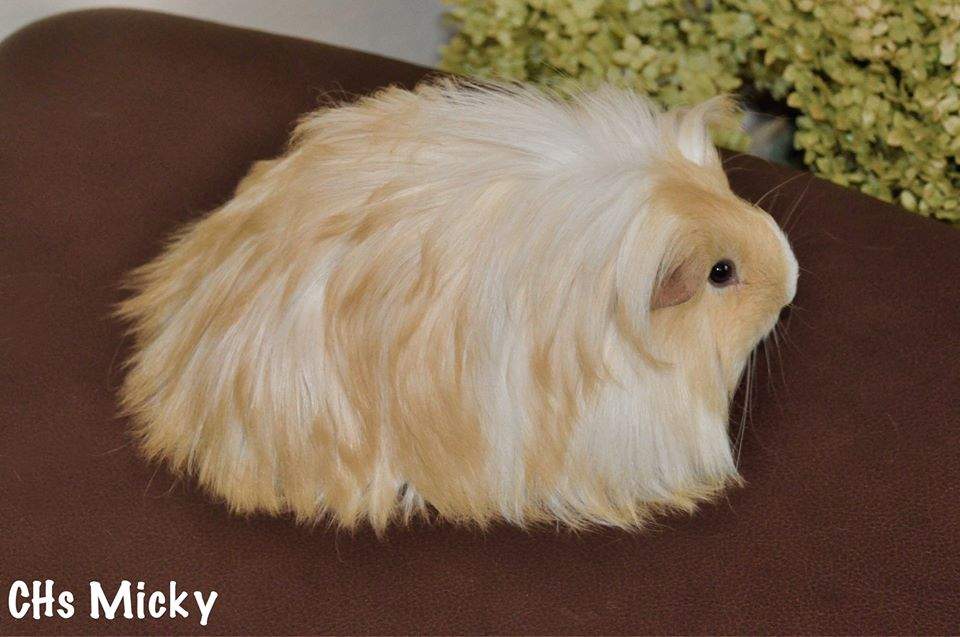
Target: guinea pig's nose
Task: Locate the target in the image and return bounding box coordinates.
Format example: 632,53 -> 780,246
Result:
777,305 -> 792,324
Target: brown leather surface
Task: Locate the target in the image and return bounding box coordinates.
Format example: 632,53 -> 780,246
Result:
2,9 -> 958,635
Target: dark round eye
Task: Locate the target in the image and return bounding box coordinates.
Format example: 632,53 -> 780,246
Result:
709,260 -> 736,287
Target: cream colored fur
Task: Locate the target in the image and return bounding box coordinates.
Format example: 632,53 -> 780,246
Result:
118,80 -> 798,532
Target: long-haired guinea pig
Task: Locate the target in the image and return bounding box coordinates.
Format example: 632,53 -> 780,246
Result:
118,79 -> 797,532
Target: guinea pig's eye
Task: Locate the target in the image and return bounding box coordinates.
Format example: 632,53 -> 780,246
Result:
708,260 -> 736,287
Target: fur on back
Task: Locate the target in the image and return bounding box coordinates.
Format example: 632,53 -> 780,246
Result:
118,80 -> 796,532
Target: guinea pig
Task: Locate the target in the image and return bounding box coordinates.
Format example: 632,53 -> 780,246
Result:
118,79 -> 798,532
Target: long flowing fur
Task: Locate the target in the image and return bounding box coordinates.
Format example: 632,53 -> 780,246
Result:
118,80 -> 797,532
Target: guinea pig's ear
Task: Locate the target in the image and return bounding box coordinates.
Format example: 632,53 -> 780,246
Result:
669,95 -> 737,169
651,255 -> 702,310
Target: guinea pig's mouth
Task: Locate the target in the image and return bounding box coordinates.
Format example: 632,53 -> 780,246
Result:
762,304 -> 793,341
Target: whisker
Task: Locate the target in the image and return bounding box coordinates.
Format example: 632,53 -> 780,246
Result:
787,307 -> 814,331
93,441 -> 132,457
762,334 -> 773,385
738,352 -> 752,467
773,324 -> 788,387
735,349 -> 757,468
143,464 -> 161,498
782,173 -> 814,235
777,306 -> 806,357
753,171 -> 808,210
778,323 -> 803,356
721,152 -> 750,166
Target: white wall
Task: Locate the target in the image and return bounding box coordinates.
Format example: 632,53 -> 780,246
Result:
0,0 -> 448,67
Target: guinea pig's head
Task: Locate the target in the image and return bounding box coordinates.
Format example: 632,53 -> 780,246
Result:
617,99 -> 799,401
647,170 -> 798,396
